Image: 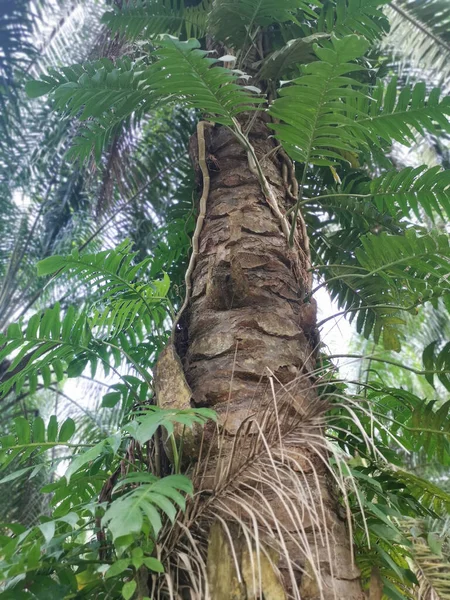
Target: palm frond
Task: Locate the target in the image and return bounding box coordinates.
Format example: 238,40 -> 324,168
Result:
313,0 -> 390,42
384,0 -> 450,85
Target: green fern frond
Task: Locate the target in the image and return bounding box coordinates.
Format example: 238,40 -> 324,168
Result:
0,243 -> 171,397
318,229 -> 450,349
150,36 -> 263,125
102,473 -> 192,540
354,78 -> 450,147
67,116 -> 124,164
395,470 -> 450,514
0,414 -> 77,471
362,387 -> 450,465
307,188 -> 403,233
314,0 -> 390,41
37,240 -> 170,337
269,34 -> 370,167
102,0 -> 211,41
27,37 -> 262,161
207,0 -> 320,47
0,305 -> 96,398
26,57 -> 149,120
361,166 -> 450,222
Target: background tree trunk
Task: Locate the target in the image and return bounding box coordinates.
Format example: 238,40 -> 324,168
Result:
173,114 -> 365,599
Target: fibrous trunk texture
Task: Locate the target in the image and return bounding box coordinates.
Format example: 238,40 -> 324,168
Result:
173,115 -> 363,599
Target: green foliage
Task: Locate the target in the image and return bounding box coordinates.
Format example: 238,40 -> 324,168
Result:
27,37 -> 262,161
102,0 -> 211,40
3,0 -> 450,598
317,229 -> 450,350
423,340 -> 450,392
385,0 -> 450,84
406,516 -> 450,600
313,0 -> 390,41
102,473 -> 192,540
270,34 -> 370,167
355,78 -> 450,147
258,33 -> 329,80
37,240 -> 170,337
349,165 -> 450,222
0,242 -> 171,400
207,0 -> 320,46
0,366 -> 215,596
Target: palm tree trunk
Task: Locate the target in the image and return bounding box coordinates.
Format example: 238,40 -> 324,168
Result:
171,114 -> 364,599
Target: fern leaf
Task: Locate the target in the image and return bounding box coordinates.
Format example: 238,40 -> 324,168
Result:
269,34 -> 370,167
0,415 -> 77,471
150,36 -> 263,125
0,306 -> 96,398
354,78 -> 450,147
207,0 -> 320,47
318,229 -> 450,349
102,473 -> 193,539
0,239 -> 173,396
27,38 -> 262,161
26,57 -> 150,120
102,0 -> 211,40
314,0 -> 390,42
343,166 -> 450,223
37,240 -> 170,338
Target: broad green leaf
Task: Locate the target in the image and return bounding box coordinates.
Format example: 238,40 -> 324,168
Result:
122,580 -> 137,600
105,559 -> 131,579
142,557 -> 164,573
65,440 -> 106,483
58,417 -> 76,443
37,255 -> 64,276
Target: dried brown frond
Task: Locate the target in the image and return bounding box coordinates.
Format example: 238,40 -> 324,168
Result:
152,369 -> 363,599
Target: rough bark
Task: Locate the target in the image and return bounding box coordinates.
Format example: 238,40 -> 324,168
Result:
169,114 -> 364,599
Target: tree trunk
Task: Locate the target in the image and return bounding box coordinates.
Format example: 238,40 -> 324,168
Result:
170,114 -> 364,599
